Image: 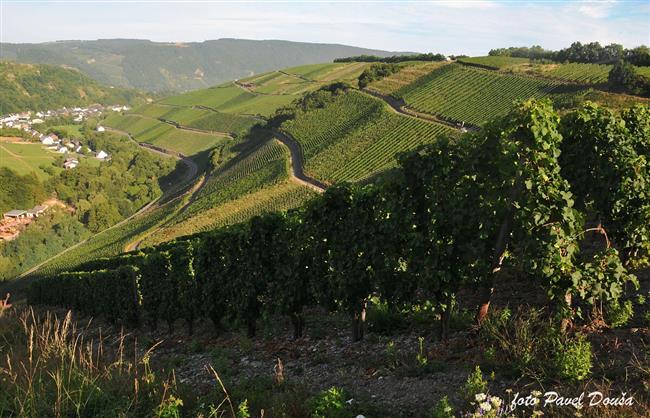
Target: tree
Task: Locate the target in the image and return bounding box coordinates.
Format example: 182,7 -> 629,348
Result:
609,60 -> 641,93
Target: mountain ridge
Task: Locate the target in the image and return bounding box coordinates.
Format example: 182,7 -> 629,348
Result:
1,38 -> 408,92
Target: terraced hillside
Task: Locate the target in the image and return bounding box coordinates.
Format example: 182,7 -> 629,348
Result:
143,134 -> 317,245
392,63 -> 582,125
282,89 -> 457,183
102,113 -> 229,168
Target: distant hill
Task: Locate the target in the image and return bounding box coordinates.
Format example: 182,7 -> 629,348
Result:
0,61 -> 145,114
1,39 -> 403,92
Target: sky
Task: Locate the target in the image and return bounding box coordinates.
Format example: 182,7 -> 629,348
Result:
1,1 -> 648,56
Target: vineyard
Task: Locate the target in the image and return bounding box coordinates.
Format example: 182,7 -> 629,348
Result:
180,139 -> 290,220
282,62 -> 368,82
282,90 -> 456,182
28,100 -> 649,351
145,181 -> 316,245
159,83 -> 294,117
545,63 -> 611,84
395,63 -> 582,125
35,197 -> 184,276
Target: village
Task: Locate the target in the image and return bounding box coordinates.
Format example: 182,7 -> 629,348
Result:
0,105 -> 129,242
0,104 -> 129,169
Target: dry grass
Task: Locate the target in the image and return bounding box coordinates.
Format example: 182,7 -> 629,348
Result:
0,302 -> 239,417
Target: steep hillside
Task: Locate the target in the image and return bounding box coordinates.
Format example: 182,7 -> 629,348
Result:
1,39 -> 401,92
0,61 -> 144,113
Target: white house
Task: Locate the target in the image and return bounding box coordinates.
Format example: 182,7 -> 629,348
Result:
57,146 -> 68,154
96,126 -> 106,132
75,145 -> 83,153
96,150 -> 109,160
63,158 -> 79,169
41,135 -> 55,146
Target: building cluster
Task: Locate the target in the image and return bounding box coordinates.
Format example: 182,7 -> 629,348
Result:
1,205 -> 49,241
40,133 -> 110,166
0,105 -> 126,169
0,104 -> 129,131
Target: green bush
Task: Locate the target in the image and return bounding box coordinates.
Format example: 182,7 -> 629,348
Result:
311,387 -> 348,418
606,299 -> 634,328
480,307 -> 593,382
428,395 -> 455,418
553,333 -> 592,381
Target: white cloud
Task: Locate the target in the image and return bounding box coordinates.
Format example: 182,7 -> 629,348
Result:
578,0 -> 617,19
1,1 -> 647,55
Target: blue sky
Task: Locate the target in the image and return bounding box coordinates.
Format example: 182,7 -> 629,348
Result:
1,1 -> 648,55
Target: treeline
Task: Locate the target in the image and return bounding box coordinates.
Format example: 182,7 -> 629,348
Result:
358,63 -> 400,88
29,100 -> 648,342
334,53 -> 447,63
489,42 -> 650,66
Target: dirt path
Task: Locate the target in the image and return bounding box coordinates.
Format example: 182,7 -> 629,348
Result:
271,129 -> 327,193
360,88 -> 479,132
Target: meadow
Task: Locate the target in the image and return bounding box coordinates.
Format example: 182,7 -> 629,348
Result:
0,141 -> 58,180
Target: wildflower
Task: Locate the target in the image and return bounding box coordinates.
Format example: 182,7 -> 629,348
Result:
480,401 -> 492,411
531,390 -> 542,397
532,411 -> 545,417
490,396 -> 502,408
475,393 -> 487,402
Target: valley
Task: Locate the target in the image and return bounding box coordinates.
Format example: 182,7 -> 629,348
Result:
1,31 -> 649,417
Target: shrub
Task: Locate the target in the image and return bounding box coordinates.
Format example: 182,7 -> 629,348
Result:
463,366 -> 489,402
311,387 -> 348,418
606,299 -> 634,328
428,395 -> 455,418
553,333 -> 592,381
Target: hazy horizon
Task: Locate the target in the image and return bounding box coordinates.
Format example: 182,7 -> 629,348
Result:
1,1 -> 648,56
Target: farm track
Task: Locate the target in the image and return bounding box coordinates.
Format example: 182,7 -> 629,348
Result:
270,129 -> 327,193
361,88 -> 479,132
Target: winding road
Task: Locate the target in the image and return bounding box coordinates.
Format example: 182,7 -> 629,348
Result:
271,129 -> 327,193
361,88 -> 479,132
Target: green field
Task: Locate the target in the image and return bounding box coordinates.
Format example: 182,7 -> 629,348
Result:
545,63 -> 611,84
283,90 -> 456,183
0,142 -> 58,179
395,63 -> 579,125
